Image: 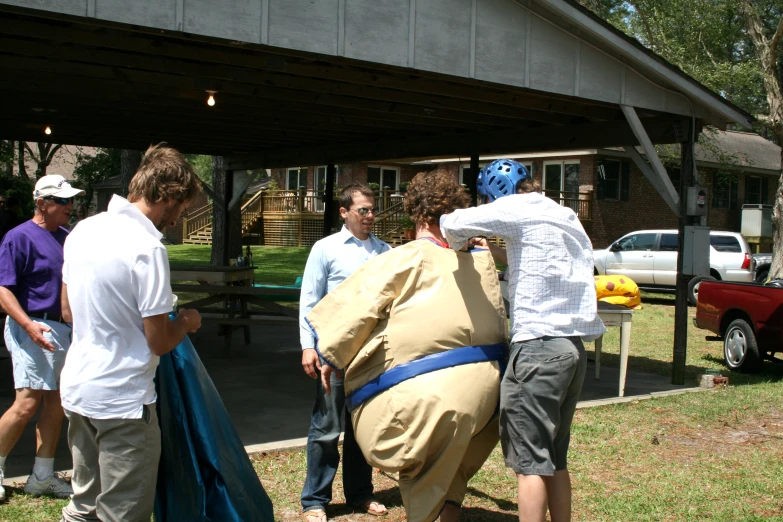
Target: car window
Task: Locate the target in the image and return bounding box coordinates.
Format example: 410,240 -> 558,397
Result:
616,233 -> 657,251
710,235 -> 741,253
659,233 -> 679,252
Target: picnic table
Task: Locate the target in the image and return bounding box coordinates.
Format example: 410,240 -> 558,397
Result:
170,265 -> 300,354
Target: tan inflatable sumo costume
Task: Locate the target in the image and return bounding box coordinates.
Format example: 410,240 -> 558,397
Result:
306,182 -> 508,521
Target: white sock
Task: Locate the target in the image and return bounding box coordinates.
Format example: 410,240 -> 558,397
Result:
0,455 -> 6,476
32,457 -> 54,480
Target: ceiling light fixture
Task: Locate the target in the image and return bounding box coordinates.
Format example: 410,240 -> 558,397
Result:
206,90 -> 217,107
44,126 -> 52,135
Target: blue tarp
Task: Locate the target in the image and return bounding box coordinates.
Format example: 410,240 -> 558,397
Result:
154,332 -> 274,522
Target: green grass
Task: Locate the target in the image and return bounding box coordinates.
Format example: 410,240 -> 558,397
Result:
167,245 -> 310,286
3,253 -> 782,521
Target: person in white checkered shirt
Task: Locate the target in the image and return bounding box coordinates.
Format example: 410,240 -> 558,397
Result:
440,159 -> 605,522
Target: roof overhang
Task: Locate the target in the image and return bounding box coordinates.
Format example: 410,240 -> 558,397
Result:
0,0 -> 753,170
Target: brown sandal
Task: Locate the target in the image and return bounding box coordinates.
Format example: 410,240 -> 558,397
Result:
355,499 -> 388,517
302,508 -> 327,522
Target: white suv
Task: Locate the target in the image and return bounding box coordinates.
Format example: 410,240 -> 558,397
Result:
593,229 -> 753,304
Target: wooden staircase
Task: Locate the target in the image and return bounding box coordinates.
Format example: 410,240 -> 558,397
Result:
182,191 -> 265,245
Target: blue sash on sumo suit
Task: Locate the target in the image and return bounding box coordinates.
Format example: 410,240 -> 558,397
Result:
154,331 -> 274,522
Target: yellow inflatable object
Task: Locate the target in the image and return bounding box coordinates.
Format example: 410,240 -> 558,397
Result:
594,275 -> 642,309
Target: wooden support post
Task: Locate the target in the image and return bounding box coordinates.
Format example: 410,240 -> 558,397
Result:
222,167 -> 234,266
259,192 -> 265,245
469,153 -> 479,206
672,121 -> 695,385
323,163 -> 336,237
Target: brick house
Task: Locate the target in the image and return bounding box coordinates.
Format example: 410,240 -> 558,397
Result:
267,129 -> 780,249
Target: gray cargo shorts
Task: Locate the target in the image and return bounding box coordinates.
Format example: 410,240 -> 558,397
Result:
499,336 -> 586,476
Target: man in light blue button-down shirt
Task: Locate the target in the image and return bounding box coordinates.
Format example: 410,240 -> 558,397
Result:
299,184 -> 391,521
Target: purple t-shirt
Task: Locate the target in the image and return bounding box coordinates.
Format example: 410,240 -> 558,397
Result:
0,220 -> 69,315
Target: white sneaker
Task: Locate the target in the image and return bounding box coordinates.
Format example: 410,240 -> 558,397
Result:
0,467 -> 6,502
23,471 -> 73,498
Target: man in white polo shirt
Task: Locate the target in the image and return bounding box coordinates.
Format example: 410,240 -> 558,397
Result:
59,144 -> 202,522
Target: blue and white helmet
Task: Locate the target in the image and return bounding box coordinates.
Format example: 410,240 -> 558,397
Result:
477,159 -> 530,202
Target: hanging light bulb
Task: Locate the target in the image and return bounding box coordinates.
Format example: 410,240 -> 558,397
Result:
44,126 -> 52,135
206,90 -> 217,107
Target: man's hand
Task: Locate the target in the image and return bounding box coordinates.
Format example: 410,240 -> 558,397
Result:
177,308 -> 202,333
301,348 -> 321,379
320,365 -> 344,395
24,321 -> 55,352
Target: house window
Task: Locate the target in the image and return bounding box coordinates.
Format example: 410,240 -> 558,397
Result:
287,167 -> 307,191
744,175 -> 769,204
315,166 -> 338,194
459,162 -> 532,186
596,159 -> 630,201
543,160 -> 580,200
712,172 -> 738,209
367,166 -> 399,190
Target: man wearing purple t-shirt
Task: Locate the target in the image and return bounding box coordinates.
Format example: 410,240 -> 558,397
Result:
0,175 -> 84,502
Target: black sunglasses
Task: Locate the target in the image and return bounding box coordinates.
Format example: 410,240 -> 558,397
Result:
43,196 -> 73,205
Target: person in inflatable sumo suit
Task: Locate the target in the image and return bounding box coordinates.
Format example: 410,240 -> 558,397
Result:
306,170 -> 508,522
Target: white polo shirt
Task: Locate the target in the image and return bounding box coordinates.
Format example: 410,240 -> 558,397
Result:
60,196 -> 174,419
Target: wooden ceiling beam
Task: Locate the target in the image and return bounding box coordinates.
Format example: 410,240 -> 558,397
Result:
0,13 -> 622,122
0,55 -> 536,130
0,36 -> 582,127
227,115 -> 690,170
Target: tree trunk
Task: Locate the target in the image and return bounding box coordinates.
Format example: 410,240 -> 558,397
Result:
120,149 -> 142,198
210,156 -> 242,266
772,152 -> 783,279
17,141 -> 25,178
742,2 -> 783,278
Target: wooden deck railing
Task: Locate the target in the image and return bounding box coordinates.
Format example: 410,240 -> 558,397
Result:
372,199 -> 406,238
544,190 -> 593,220
182,189 -> 592,245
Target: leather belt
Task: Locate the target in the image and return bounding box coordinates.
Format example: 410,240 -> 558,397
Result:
27,311 -> 67,323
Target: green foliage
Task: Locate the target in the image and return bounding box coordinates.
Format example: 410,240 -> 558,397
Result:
577,0 -> 776,118
72,148 -> 121,217
398,181 -> 410,193
186,154 -> 213,185
0,172 -> 34,218
0,140 -> 14,175
366,182 -> 380,191
399,213 -> 415,229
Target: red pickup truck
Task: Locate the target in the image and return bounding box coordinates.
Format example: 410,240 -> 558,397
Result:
694,280 -> 783,372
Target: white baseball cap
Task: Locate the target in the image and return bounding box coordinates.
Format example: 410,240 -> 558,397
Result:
33,175 -> 86,199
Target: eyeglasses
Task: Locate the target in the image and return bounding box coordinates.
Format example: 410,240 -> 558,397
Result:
351,206 -> 379,217
43,196 -> 73,205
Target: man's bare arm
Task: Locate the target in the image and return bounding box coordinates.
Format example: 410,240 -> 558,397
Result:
142,309 -> 202,357
61,283 -> 72,323
0,286 -> 54,351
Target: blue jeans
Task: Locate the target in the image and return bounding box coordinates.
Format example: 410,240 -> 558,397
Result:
301,368 -> 374,511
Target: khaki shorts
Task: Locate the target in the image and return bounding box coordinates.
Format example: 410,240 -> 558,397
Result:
499,336 -> 586,475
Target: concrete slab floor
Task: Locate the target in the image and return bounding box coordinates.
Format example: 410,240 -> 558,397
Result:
0,321 -> 702,480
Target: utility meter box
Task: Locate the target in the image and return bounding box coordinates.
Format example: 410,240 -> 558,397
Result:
682,225 -> 710,276
686,187 -> 708,216
741,204 -> 772,238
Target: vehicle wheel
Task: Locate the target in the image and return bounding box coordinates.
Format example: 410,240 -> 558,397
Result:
687,275 -> 716,306
756,268 -> 769,283
723,318 -> 762,373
